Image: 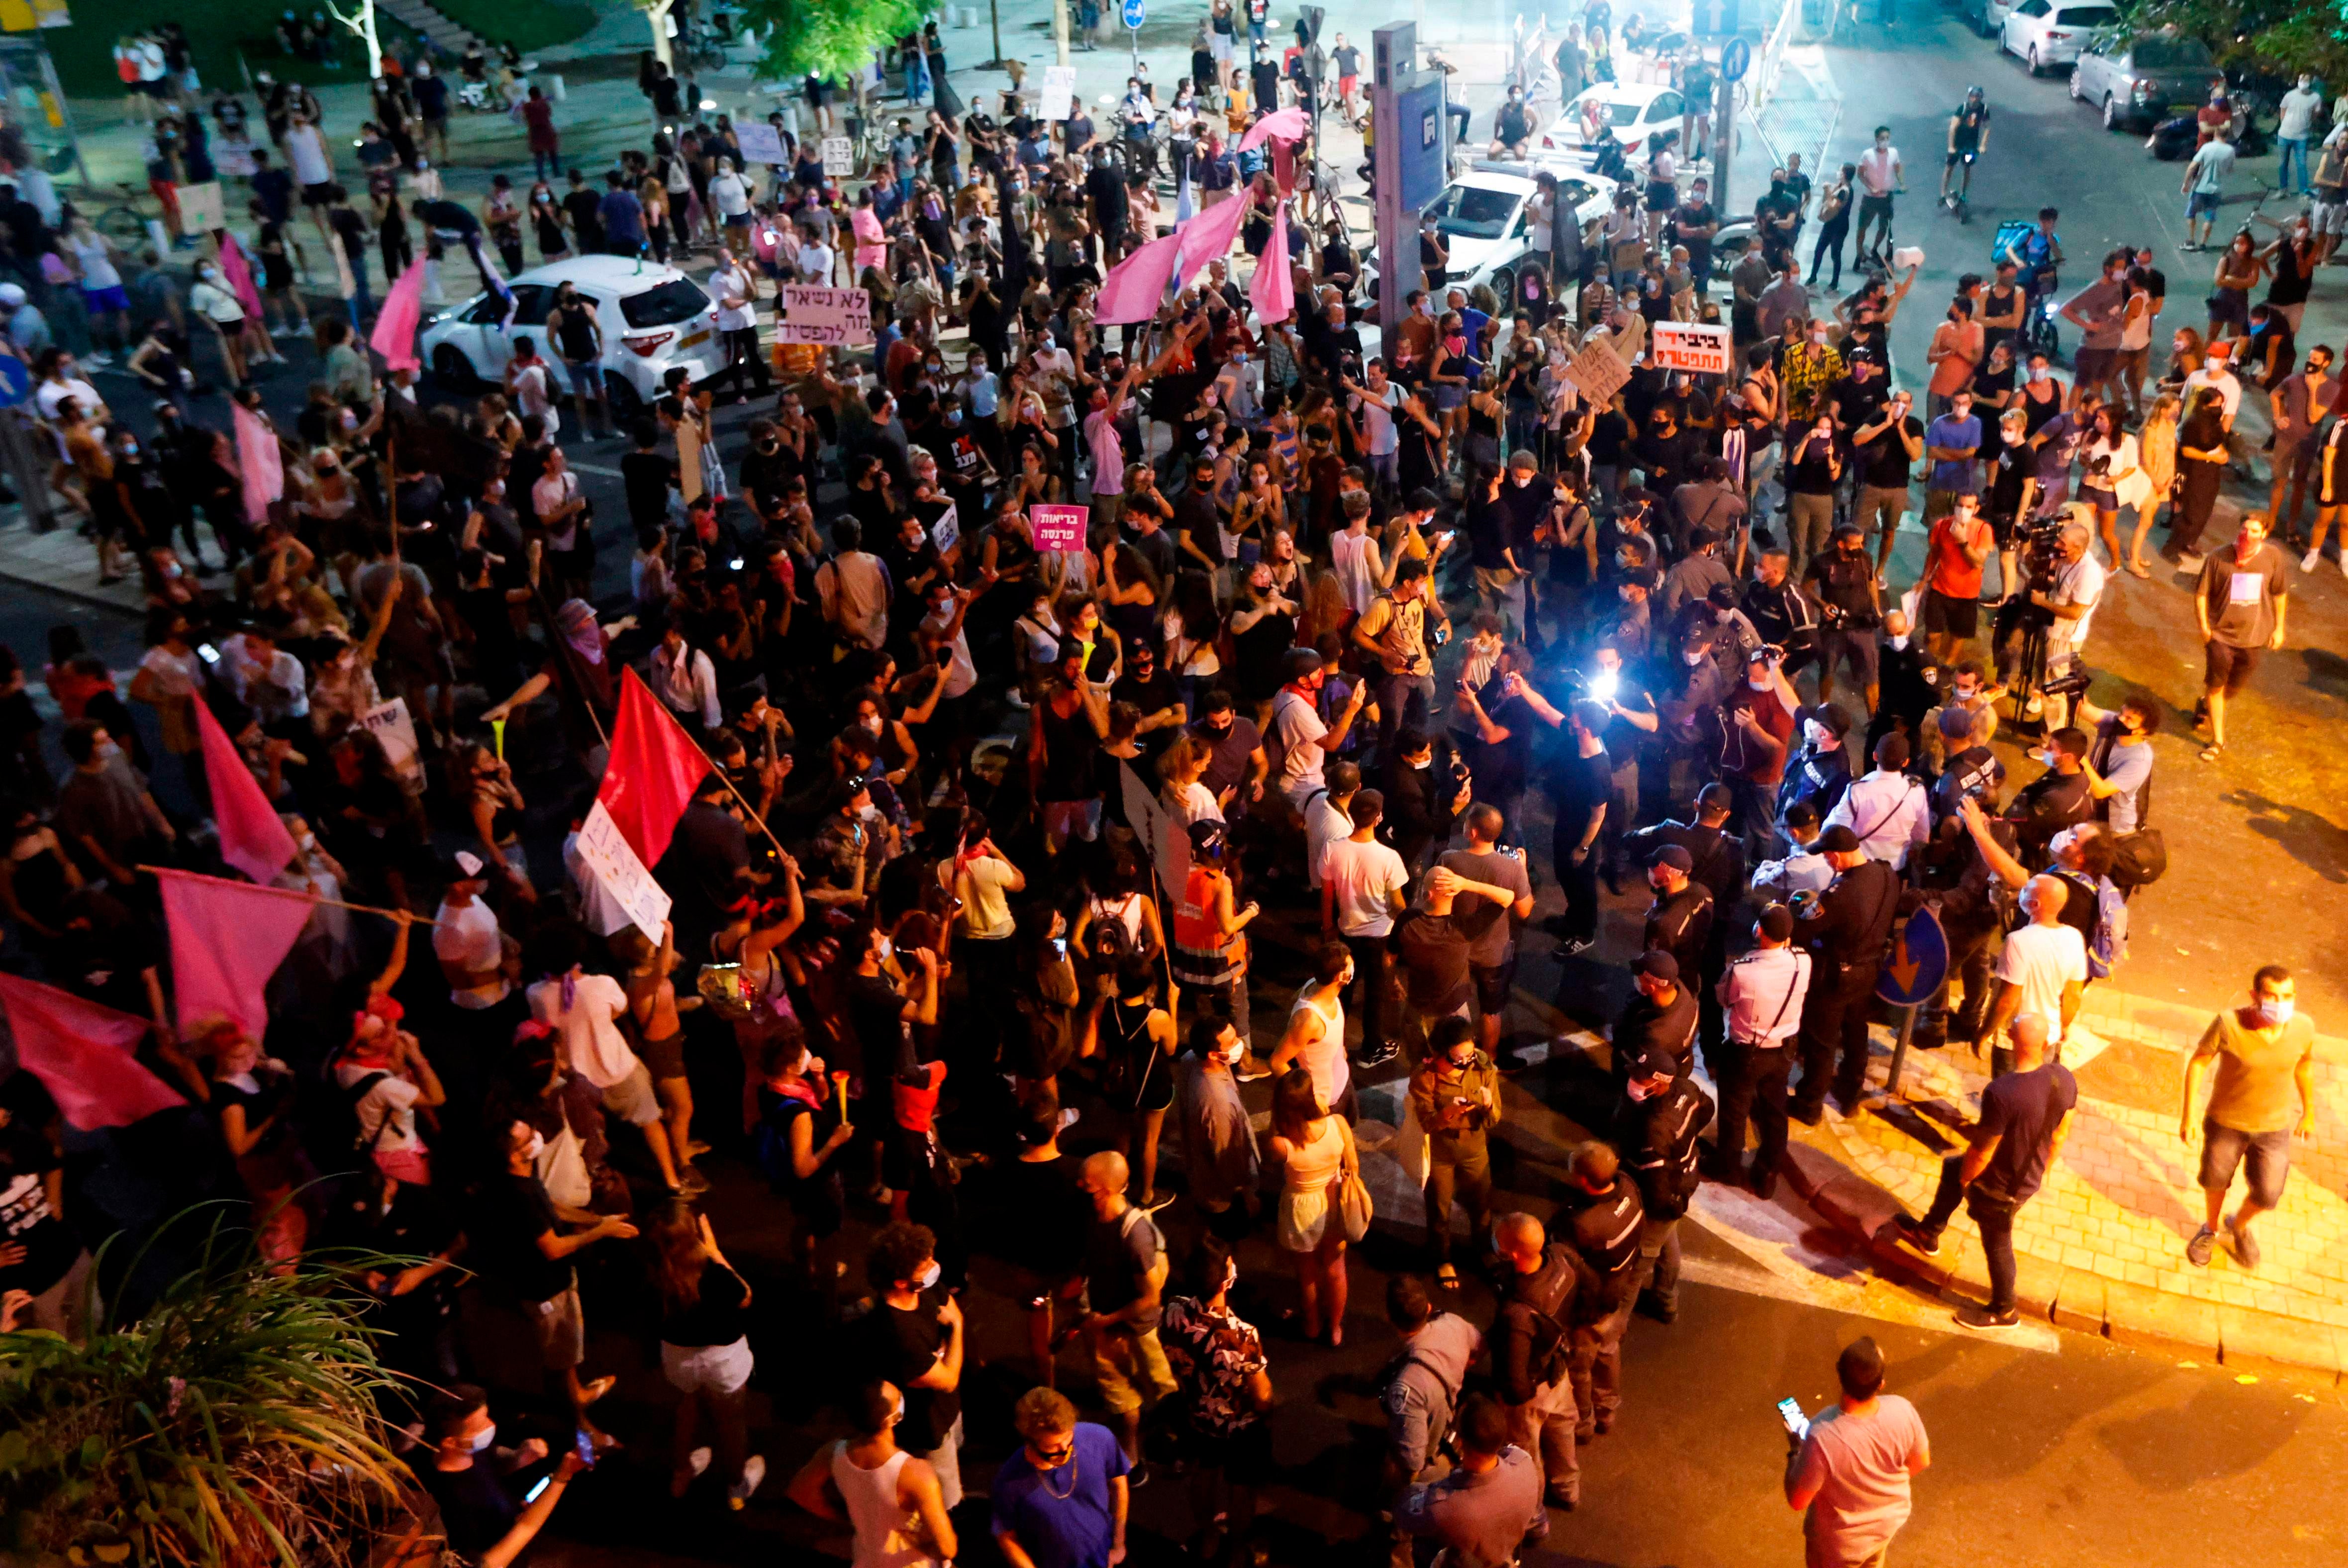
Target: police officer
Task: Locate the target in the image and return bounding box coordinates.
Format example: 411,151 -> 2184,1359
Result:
1612,950 -> 1699,1085
1379,1273 -> 1484,1566
1709,903 -> 1813,1196
1777,702 -> 1854,821
1611,1040 -> 1715,1325
1790,824 -> 1902,1120
1627,782 -> 1743,1044
1640,846 -> 1714,985
1488,1211 -> 1599,1516
1561,1142 -> 1645,1443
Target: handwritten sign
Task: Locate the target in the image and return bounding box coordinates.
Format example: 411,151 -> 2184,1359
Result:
355,697 -> 425,795
1651,319 -> 1732,375
776,283 -> 873,346
1120,760 -> 1191,900
735,120 -> 786,166
178,181 -> 225,233
1031,502 -> 1089,553
931,500 -> 960,554
1563,337 -> 1630,404
1040,65 -> 1078,121
572,799 -> 673,946
820,135 -> 855,177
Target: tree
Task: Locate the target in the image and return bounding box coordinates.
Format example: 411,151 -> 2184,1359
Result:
323,0 -> 385,80
639,0 -> 678,70
2121,0 -> 2348,79
737,0 -> 928,84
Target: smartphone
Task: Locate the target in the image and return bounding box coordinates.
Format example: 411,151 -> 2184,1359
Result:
1776,1397 -> 1809,1440
573,1426 -> 599,1469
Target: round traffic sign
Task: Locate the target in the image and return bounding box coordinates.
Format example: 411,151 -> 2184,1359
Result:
1876,906 -> 1950,1008
0,355 -> 27,410
1719,36 -> 1752,83
1122,0 -> 1145,27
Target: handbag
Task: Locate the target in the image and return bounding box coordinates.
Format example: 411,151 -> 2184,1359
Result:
696,961 -> 756,1019
1335,1121 -> 1374,1243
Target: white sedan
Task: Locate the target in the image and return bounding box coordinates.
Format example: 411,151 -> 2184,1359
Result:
421,255 -> 727,416
1539,81 -> 1691,166
2001,0 -> 2119,76
1379,162 -> 1620,305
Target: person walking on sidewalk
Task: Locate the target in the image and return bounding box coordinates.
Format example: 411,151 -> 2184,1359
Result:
2179,965 -> 2317,1272
1784,1337 -> 1931,1566
1891,1012 -> 2076,1329
2190,512 -> 2288,765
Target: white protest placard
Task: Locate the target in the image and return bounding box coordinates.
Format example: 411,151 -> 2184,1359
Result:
735,120 -> 786,166
1119,761 -> 1191,900
776,283 -> 874,345
820,135 -> 855,177
572,798 -> 673,946
1651,319 -> 1732,375
215,139 -> 259,177
931,500 -> 960,554
355,697 -> 425,795
1563,337 -> 1631,404
178,181 -> 226,233
1040,64 -> 1077,120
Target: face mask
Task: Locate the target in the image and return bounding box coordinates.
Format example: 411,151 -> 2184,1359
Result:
875,935 -> 895,963
2259,998 -> 2296,1026
519,1129 -> 546,1164
860,714 -> 884,736
1684,651 -> 1705,667
1888,633 -> 1910,651
1219,1036 -> 1246,1065
912,1260 -> 943,1290
470,1423 -> 498,1453
1747,675 -> 1769,691
121,441 -> 138,457
1806,722 -> 1832,748
2029,367 -> 2050,384
1418,301 -> 1433,318
95,739 -> 120,762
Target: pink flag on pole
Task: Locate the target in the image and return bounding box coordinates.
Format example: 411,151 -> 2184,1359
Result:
1094,230 -> 1183,325
368,254 -> 429,374
233,401 -> 283,526
1273,141 -> 1296,197
155,868 -> 318,1043
217,233 -> 268,323
195,698 -> 297,885
1250,201 -> 1295,325
1174,193 -> 1251,293
1237,106 -> 1310,152
0,972 -> 186,1131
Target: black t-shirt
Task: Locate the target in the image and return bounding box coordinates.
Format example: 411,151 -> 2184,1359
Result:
991,1152 -> 1085,1272
475,1173 -> 570,1303
1085,166 -> 1129,232
1831,373 -> 1888,432
421,1462 -> 522,1565
621,449 -> 675,529
1464,691 -> 1538,801
1612,985 -> 1700,1078
663,1262 -> 751,1348
1549,745 -> 1612,845
1806,548 -> 1879,624
1113,669 -> 1185,766
1787,432 -> 1843,495
859,1294 -> 962,1450
1972,1062 -> 2076,1203
1588,408 -> 1633,465
0,1127 -> 79,1297
563,188 -> 604,249
1395,908 -> 1474,1013
1466,493 -> 1513,571
847,971 -> 914,1082
1858,413 -> 1922,490
1951,101 -> 1990,150
1084,1205 -> 1164,1328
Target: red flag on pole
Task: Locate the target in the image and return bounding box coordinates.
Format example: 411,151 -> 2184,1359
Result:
0,972 -> 186,1131
597,666 -> 711,866
155,868 -> 319,1043
196,698 -> 297,885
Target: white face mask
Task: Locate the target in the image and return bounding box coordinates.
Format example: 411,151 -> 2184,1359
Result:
470,1422 -> 498,1453
913,1260 -> 943,1290
1888,633 -> 1910,651
1684,651 -> 1705,667
861,714 -> 884,736
1747,676 -> 1770,692
874,935 -> 895,963
1806,722 -> 1832,748
1218,1036 -> 1246,1065
519,1130 -> 546,1164
2258,998 -> 2295,1026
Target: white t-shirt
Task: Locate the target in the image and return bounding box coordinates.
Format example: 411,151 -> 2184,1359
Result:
1528,189 -> 1556,251
1994,921 -> 2089,1043
1169,780 -> 1224,826
1303,792 -> 1351,892
2186,138 -> 2236,196
190,279 -> 244,324
1857,145 -> 1899,196
707,264 -> 757,332
511,360 -> 560,427
709,170 -> 752,217
2182,365 -> 2242,422
796,240 -> 835,284
1272,688 -> 1330,806
2045,551 -> 2105,646
1794,1396 -> 1930,1562
432,898 -> 510,1009
67,232 -> 121,292
337,1060 -> 423,1153
2279,87 -> 2323,140
36,375 -> 101,422
1319,835 -> 1410,938
527,971 -> 639,1088
285,123 -> 332,186
1350,381 -> 1400,455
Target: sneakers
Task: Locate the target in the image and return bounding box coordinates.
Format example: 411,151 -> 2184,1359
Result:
2178,551 -> 2205,574
1635,1288 -> 1677,1324
1354,1042 -> 1400,1070
2231,1222 -> 2261,1271
728,1453 -> 767,1509
1953,1303 -> 2022,1331
1558,936 -> 1595,956
2186,1225 -> 2218,1267
1233,1052 -> 1272,1082
1891,1215 -> 1942,1256
2303,548 -> 2322,574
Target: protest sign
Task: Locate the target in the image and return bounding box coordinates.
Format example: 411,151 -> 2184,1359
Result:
776,284 -> 874,346
735,120 -> 786,165
820,136 -> 855,176
1652,319 -> 1733,375
1040,65 -> 1077,120
931,501 -> 960,554
1563,337 -> 1630,403
178,181 -> 226,233
356,697 -> 425,794
1031,503 -> 1089,552
572,799 -> 673,946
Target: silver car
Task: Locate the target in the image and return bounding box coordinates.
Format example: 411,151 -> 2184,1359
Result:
2067,30 -> 2225,132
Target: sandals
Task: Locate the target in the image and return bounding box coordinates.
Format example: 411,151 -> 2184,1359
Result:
2199,742 -> 2223,763
1437,1263 -> 1460,1288
2126,559 -> 2151,579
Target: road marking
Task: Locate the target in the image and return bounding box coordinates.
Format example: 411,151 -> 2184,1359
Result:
570,462 -> 626,479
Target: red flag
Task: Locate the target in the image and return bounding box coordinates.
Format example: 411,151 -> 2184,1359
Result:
0,972 -> 186,1131
368,248 -> 430,374
155,868 -> 319,1043
196,698 -> 297,885
597,666 -> 710,866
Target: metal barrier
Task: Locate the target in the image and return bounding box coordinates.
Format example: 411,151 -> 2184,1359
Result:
1752,0 -> 1800,111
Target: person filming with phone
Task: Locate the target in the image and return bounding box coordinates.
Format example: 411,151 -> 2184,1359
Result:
1782,1336 -> 1931,1568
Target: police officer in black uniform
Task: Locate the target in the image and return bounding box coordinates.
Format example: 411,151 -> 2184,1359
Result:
1611,1039 -> 1714,1325
1612,949 -> 1700,1085
1627,784 -> 1742,1047
1488,1210 -> 1602,1514
1776,703 -> 1854,821
1789,823 -> 1902,1119
1562,1141 -> 1645,1443
1639,846 -> 1713,985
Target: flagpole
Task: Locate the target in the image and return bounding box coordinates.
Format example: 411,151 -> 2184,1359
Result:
139,866 -> 448,927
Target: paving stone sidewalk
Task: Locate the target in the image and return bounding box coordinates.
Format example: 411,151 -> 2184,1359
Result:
1788,985 -> 2348,1377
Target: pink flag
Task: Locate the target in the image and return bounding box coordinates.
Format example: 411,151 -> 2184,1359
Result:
217,233 -> 269,324
598,666 -> 712,866
0,972 -> 185,1131
1174,193 -> 1251,293
156,869 -> 318,1043
1273,141 -> 1296,197
1237,106 -> 1309,152
1250,200 -> 1295,325
195,698 -> 297,885
368,254 -> 429,374
1094,230 -> 1183,325
233,401 -> 284,526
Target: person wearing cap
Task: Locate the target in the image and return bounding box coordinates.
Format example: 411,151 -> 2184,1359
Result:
1710,903 -> 1813,1196
0,281 -> 48,359
1352,556 -> 1449,760
1783,1336 -> 1932,1563
1804,522 -> 1884,715
432,848 -> 517,1022
1659,524 -> 1732,620
1640,848 -> 1713,995
1613,947 -> 1699,1088
1777,703 -> 1854,823
1821,732 -> 1929,872
1610,1032 -> 1714,1324
1559,1140 -> 1644,1446
1790,823 -> 1902,1120
1271,646 -> 1368,811
1752,800 -> 1837,902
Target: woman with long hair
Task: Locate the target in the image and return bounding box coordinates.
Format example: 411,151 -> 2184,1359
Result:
1164,569 -> 1222,716
2126,393 -> 2179,577
711,857 -> 807,1131
649,1204 -> 763,1505
2077,403 -> 2145,570
2206,230 -> 2264,342
1267,1066 -> 1357,1347
2167,385 -> 2230,561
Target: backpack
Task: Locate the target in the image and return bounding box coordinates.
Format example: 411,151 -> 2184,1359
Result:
2108,827 -> 2167,891
2086,876 -> 2130,980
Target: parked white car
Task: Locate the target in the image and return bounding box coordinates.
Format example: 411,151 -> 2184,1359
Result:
421,255 -> 725,415
1539,81 -> 1691,165
2001,0 -> 2119,76
1408,162 -> 1621,303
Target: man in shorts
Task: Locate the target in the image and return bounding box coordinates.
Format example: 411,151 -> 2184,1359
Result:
2310,124 -> 2348,267
2181,129 -> 2236,252
1076,1151 -> 1176,1468
2179,965 -> 2316,1270
2191,511 -> 2287,763
1917,489 -> 1992,663
1853,125 -> 1901,260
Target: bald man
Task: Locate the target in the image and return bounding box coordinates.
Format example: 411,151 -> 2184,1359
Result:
1892,1014 -> 2078,1329
1487,1211 -> 1601,1517
1076,1151 -> 1175,1467
1982,874 -> 2088,1075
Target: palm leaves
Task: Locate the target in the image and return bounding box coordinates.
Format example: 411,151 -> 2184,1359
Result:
0,1206 -> 413,1568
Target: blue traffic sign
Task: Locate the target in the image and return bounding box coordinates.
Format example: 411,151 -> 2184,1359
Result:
1719,37 -> 1752,83
1122,0 -> 1145,27
1876,905 -> 1949,1007
0,356 -> 27,409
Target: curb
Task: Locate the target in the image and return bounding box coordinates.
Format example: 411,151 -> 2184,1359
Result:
0,557 -> 147,619
1780,1107 -> 2346,1384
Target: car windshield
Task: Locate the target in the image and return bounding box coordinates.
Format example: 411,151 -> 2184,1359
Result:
2130,36 -> 2212,67
1595,98 -> 1644,126
1426,184 -> 1520,240
621,278 -> 710,328
2053,7 -> 2112,23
